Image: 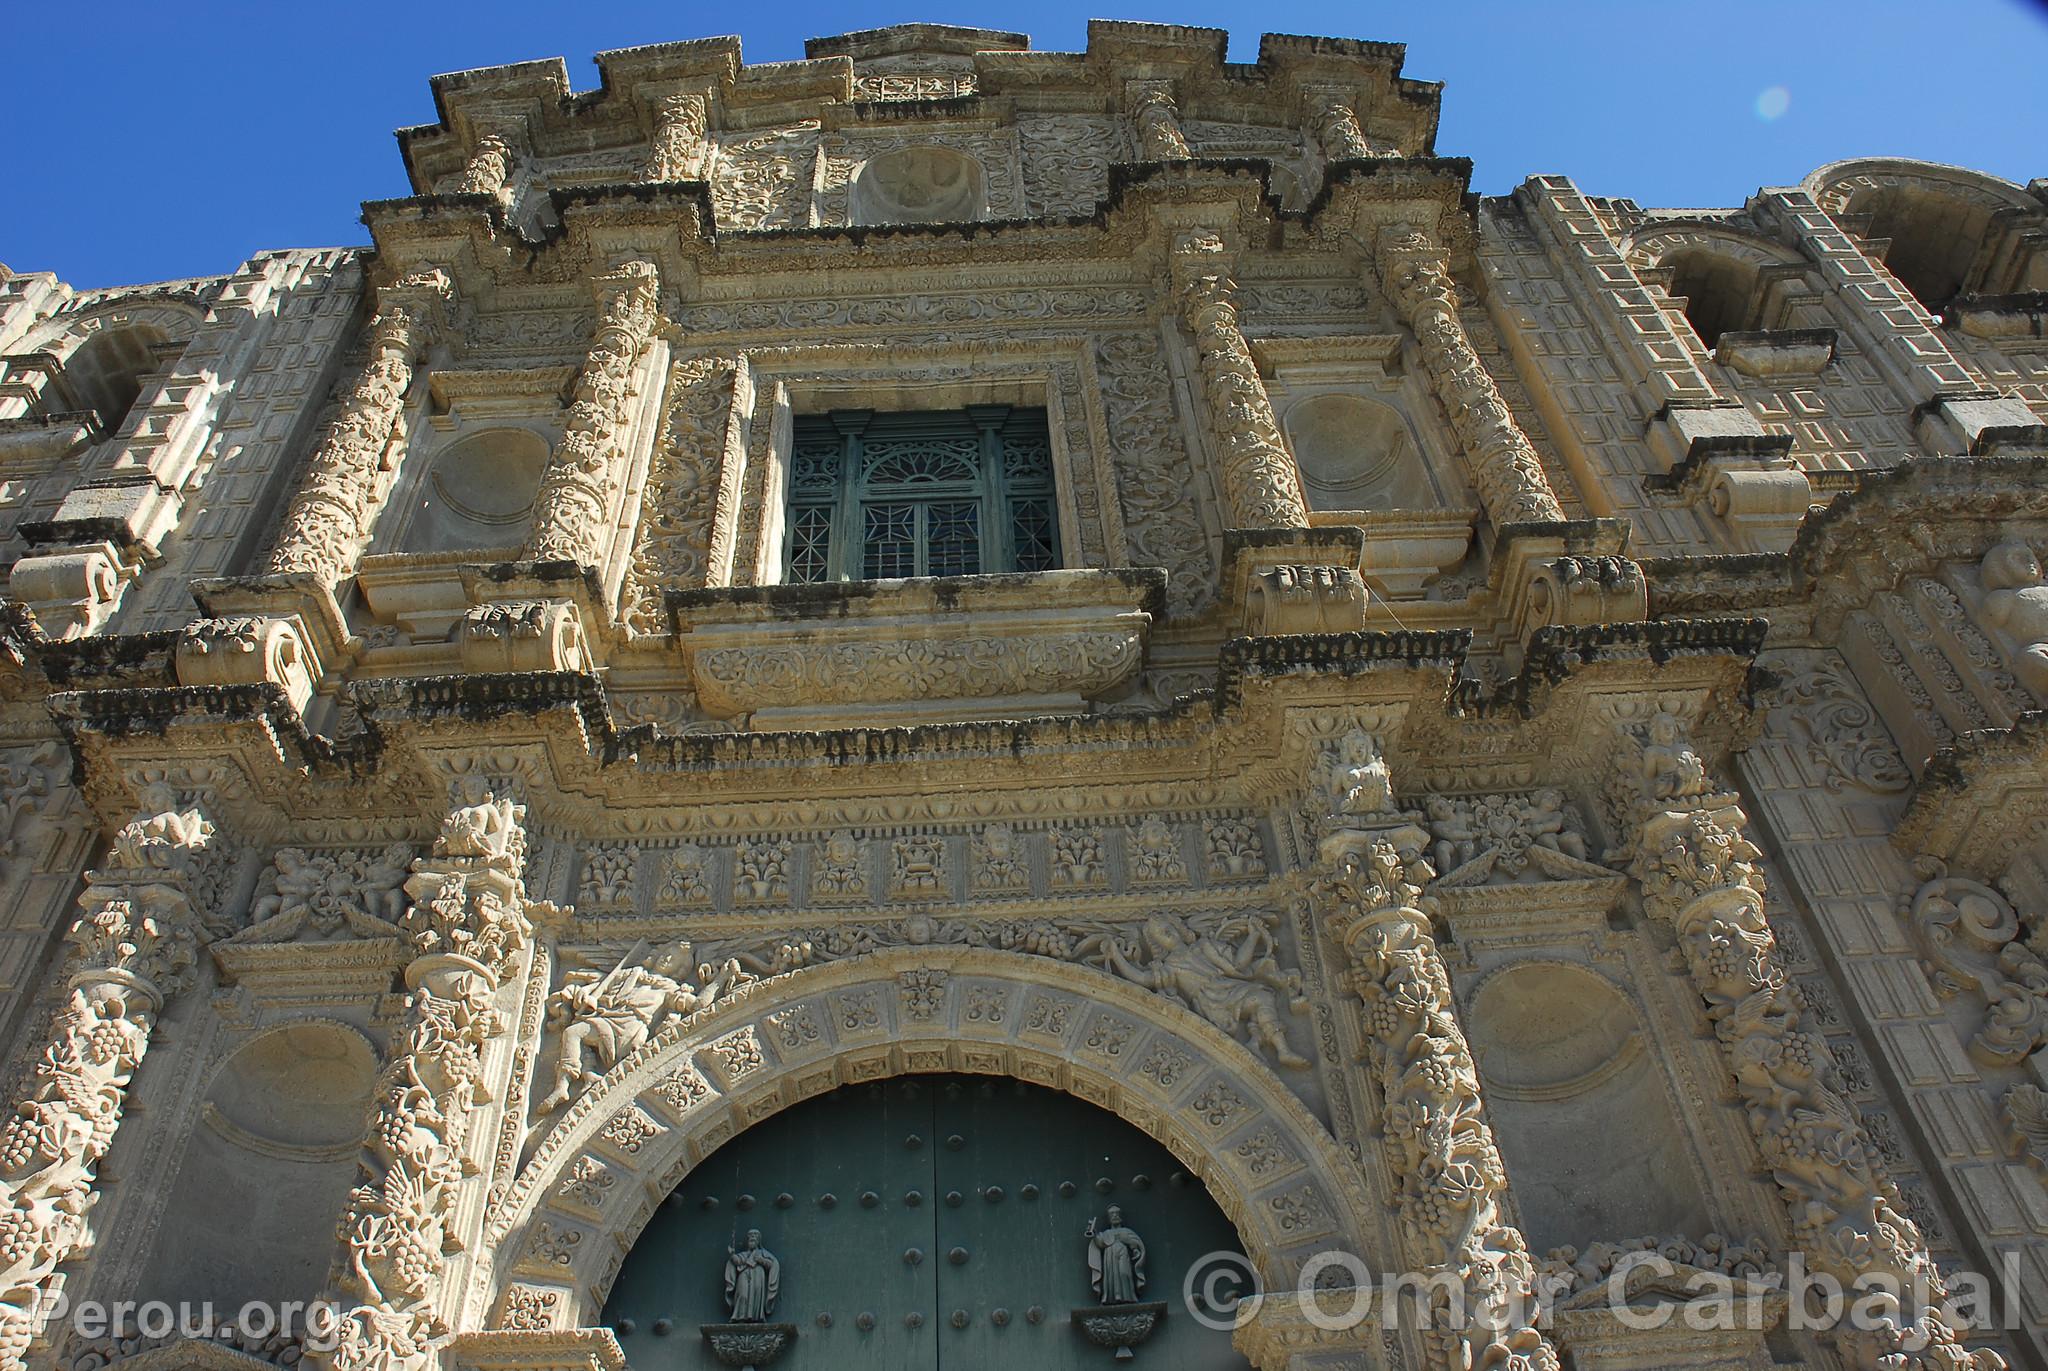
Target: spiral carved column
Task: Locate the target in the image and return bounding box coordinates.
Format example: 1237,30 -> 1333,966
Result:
1309,738 -> 1560,1371
0,785 -> 216,1370
1372,227 -> 1565,526
1615,712 -> 2005,1371
524,259 -> 663,568
1170,231 -> 1310,530
321,783 -> 535,1371
265,270 -> 452,583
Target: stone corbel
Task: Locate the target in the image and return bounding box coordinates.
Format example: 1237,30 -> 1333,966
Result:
1490,522 -> 1647,636
457,599 -> 590,675
173,614 -> 317,714
1645,403 -> 1816,552
6,540 -> 128,640
1126,79 -> 1191,161
1246,564 -> 1368,635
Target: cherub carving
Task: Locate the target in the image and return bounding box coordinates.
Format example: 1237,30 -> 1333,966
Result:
1641,710 -> 1709,802
1979,540 -> 2048,694
539,940 -> 753,1113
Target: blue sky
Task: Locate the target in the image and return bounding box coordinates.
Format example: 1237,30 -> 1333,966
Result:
10,1 -> 2045,289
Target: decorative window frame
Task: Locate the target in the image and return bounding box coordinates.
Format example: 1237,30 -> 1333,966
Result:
716,339 -> 1129,588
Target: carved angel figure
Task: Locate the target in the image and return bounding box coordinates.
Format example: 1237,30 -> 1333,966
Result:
1641,711 -> 1709,802
539,940 -> 752,1112
1331,732 -> 1393,817
1979,540 -> 2048,694
1105,915 -> 1310,1067
436,783 -> 523,864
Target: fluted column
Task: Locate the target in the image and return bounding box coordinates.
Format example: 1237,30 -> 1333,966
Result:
524,259 -> 663,567
1170,231 -> 1310,529
0,784 -> 215,1370
324,783 -> 534,1371
641,93 -> 710,182
1372,227 -> 1565,526
266,270 -> 452,582
1614,712 -> 2004,1371
1309,93 -> 1377,161
1309,735 -> 1559,1371
1128,81 -> 1191,161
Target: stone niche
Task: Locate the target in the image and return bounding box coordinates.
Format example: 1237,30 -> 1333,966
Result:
1463,961 -> 1710,1253
1253,334 -> 1476,597
849,144 -> 989,226
136,1021 -> 379,1309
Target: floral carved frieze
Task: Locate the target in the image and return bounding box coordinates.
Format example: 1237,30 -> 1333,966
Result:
226,844 -> 415,944
692,631 -> 1142,713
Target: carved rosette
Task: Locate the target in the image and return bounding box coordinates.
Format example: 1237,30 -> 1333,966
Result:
1170,231 -> 1310,531
0,789 -> 215,1371
524,259 -> 663,567
643,93 -> 710,182
1618,726 -> 2004,1371
1128,82 -> 1190,161
1372,228 -> 1564,526
325,786 -> 534,1371
266,270 -> 453,583
1310,800 -> 1560,1371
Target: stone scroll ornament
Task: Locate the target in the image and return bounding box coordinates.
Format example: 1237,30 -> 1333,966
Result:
265,270 -> 453,584
1617,711 -> 2004,1371
524,259 -> 664,568
1371,227 -> 1564,527
0,784 -> 215,1371
323,783 -> 534,1371
1169,231 -> 1311,531
1307,734 -> 1561,1371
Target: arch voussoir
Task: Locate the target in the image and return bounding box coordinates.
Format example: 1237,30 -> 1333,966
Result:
483,946 -> 1374,1335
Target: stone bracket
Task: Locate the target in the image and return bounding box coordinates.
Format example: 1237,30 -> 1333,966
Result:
1489,519 -> 1646,639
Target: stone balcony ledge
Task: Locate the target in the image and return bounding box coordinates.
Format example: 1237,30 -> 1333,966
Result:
669,567 -> 1164,726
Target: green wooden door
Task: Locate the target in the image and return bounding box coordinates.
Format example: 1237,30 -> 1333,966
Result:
603,1074 -> 1251,1370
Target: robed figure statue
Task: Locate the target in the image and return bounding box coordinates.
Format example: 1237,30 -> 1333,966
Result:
1085,1206 -> 1147,1305
723,1229 -> 781,1322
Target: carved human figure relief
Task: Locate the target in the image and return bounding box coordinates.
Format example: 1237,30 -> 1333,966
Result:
1102,913 -> 1309,1067
539,939 -> 754,1113
1977,540 -> 2048,695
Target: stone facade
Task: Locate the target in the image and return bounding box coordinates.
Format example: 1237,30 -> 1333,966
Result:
0,18 -> 2046,1371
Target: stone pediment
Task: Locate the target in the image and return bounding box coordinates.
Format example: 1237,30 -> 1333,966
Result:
671,568 -> 1162,725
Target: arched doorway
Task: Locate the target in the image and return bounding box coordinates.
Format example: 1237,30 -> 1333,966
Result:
602,1073 -> 1250,1369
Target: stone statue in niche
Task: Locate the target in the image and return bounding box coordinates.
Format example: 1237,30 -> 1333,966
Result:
724,1229 -> 782,1322
1085,1207 -> 1146,1305
1979,540 -> 2048,694
539,939 -> 753,1112
1103,914 -> 1310,1067
1641,709 -> 1710,801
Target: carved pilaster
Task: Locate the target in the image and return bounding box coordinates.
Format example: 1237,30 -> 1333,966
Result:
0,785 -> 215,1370
1309,93 -> 1376,161
524,259 -> 663,568
641,93 -> 710,182
1308,733 -> 1559,1371
1170,231 -> 1310,530
323,783 -> 535,1371
266,270 -> 453,583
456,134 -> 517,201
1613,712 -> 2005,1371
1128,81 -> 1190,161
1371,227 -> 1565,526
